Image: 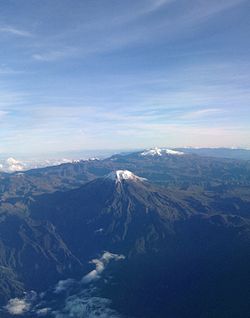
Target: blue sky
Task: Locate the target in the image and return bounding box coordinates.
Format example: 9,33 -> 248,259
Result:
0,0 -> 250,155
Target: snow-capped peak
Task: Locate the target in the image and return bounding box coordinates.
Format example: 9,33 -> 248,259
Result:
107,170 -> 146,183
141,147 -> 184,156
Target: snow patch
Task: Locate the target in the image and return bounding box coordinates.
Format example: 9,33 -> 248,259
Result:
107,170 -> 146,183
141,147 -> 185,156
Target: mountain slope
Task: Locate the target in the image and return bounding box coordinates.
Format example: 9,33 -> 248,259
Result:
25,171 -> 250,318
1,169 -> 250,317
0,212 -> 82,303
30,170 -> 194,260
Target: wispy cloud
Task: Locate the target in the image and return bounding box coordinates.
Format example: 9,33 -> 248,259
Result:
180,108 -> 224,120
32,48 -> 78,62
0,110 -> 8,118
0,26 -> 32,37
30,0 -> 247,62
0,66 -> 22,75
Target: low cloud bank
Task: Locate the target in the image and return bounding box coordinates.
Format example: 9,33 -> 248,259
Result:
3,251 -> 125,317
0,157 -> 74,172
54,288 -> 123,318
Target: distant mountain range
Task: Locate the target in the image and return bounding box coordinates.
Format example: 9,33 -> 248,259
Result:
1,147 -> 250,173
0,149 -> 250,317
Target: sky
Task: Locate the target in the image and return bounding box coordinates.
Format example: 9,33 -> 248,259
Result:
0,0 -> 250,156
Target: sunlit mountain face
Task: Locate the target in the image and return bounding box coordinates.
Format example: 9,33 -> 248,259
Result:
0,150 -> 250,317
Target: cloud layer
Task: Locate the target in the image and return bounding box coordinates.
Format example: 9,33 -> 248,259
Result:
3,251 -> 125,317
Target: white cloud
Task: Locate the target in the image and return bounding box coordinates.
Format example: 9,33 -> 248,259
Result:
4,292 -> 36,315
82,252 -> 125,284
54,287 -> 123,318
6,157 -> 20,165
2,252 -> 125,317
1,157 -> 25,172
36,307 -> 51,316
54,278 -> 75,294
5,298 -> 30,315
0,157 -> 76,173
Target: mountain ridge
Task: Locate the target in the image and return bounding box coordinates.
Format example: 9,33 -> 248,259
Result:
0,155 -> 249,317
